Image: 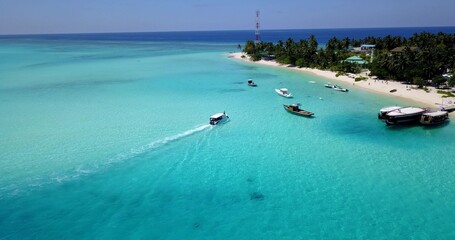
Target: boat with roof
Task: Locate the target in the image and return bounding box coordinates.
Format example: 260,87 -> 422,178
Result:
209,112 -> 229,125
384,107 -> 426,126
247,79 -> 257,87
275,88 -> 293,98
378,106 -> 403,119
283,104 -> 314,117
420,111 -> 449,125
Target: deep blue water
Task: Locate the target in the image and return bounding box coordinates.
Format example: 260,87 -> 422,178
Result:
1,26 -> 454,44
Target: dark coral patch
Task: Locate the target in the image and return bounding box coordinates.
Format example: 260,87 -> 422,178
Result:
250,192 -> 264,201
193,223 -> 200,229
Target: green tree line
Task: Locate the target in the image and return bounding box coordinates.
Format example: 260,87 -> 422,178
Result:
243,32 -> 455,86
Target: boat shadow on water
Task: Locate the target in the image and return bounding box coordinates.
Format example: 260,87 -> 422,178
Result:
383,123 -> 422,131
421,120 -> 451,129
232,81 -> 244,85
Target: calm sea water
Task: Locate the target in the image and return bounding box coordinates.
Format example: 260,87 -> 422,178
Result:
1,28 -> 455,239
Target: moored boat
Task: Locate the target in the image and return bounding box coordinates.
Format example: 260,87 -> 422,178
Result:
247,79 -> 257,87
333,85 -> 349,92
283,104 -> 314,117
324,82 -> 334,88
275,88 -> 293,98
420,111 -> 449,125
378,106 -> 402,119
440,105 -> 455,113
209,112 -> 229,125
385,107 -> 426,126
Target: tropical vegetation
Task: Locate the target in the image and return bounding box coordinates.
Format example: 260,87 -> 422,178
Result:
243,32 -> 455,87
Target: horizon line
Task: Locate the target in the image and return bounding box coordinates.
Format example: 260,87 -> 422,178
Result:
1,25 -> 455,37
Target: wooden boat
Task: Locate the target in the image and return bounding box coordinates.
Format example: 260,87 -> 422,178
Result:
283,104 -> 314,117
420,111 -> 449,125
378,106 -> 402,119
247,79 -> 257,87
275,88 -> 293,98
385,107 -> 426,126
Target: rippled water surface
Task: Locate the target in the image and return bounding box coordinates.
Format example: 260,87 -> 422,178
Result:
1,31 -> 455,239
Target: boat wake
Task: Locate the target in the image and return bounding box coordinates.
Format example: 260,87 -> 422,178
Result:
130,124 -> 212,156
90,123 -> 213,169
0,124 -> 212,199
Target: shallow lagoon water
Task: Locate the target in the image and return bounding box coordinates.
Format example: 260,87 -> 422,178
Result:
1,35 -> 455,239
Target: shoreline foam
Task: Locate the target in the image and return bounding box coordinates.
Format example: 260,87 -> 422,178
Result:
228,52 -> 455,109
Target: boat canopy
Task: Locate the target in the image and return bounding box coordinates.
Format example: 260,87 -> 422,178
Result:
423,111 -> 448,117
279,88 -> 289,93
210,113 -> 225,119
380,106 -> 402,112
387,107 -> 425,116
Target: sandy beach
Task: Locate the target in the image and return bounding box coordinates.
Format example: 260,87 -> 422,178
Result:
229,52 -> 455,109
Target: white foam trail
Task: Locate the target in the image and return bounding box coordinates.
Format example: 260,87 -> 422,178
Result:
131,124 -> 212,155
0,124 -> 212,199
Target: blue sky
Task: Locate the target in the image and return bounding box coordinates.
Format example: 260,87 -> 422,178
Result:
0,0 -> 454,34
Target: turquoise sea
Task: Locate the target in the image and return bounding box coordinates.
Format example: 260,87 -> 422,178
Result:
1,29 -> 455,239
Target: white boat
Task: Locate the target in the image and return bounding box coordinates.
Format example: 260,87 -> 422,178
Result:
332,85 -> 349,92
275,88 -> 293,98
440,105 -> 455,113
420,111 -> 449,125
385,107 -> 426,126
378,106 -> 402,119
209,112 -> 229,125
324,82 -> 334,88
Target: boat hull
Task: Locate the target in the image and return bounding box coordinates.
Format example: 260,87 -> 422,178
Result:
275,89 -> 293,98
385,113 -> 424,125
384,107 -> 426,126
420,112 -> 449,125
283,105 -> 314,117
333,86 -> 348,92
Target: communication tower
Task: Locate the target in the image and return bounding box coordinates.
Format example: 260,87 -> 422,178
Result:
255,10 -> 260,43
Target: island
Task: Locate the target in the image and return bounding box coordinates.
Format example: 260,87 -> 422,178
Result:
231,32 -> 455,107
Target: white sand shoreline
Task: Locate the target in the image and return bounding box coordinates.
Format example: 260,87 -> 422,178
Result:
228,52 -> 455,109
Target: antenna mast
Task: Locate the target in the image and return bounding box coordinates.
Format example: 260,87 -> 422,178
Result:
255,10 -> 260,43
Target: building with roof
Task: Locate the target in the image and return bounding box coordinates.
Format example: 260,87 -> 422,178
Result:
344,56 -> 368,65
351,44 -> 376,54
361,44 -> 376,51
